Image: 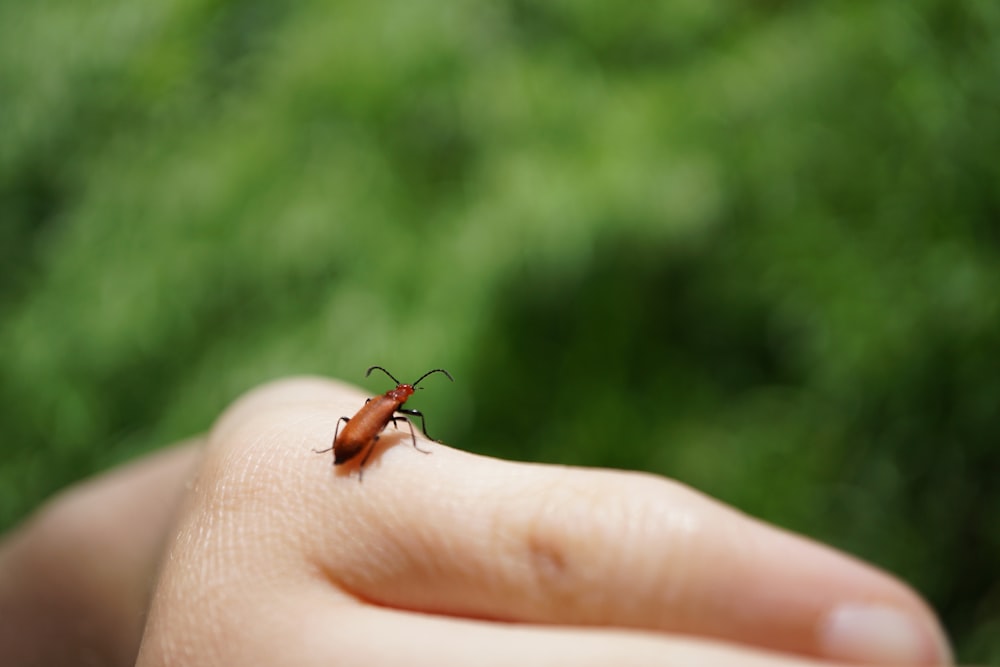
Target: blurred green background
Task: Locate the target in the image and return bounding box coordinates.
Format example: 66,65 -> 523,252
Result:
2,0 -> 999,661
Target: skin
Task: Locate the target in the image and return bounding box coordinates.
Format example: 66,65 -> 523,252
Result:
0,376 -> 954,667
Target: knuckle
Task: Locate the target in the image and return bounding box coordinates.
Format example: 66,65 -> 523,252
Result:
196,405 -> 314,522
512,474 -> 626,619
511,471 -> 709,624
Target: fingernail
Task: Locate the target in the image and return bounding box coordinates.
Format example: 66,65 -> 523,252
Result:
820,604 -> 953,665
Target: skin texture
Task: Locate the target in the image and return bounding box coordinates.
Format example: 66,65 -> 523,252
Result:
0,377 -> 954,667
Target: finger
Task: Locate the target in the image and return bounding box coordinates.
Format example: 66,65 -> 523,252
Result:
173,377 -> 951,666
316,607 -> 850,667
142,576 -> 881,667
0,441 -> 201,667
315,458 -> 951,666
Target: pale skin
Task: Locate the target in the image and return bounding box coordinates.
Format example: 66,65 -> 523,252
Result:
0,377 -> 954,666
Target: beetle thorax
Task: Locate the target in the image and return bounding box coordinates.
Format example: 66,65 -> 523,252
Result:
386,385 -> 415,403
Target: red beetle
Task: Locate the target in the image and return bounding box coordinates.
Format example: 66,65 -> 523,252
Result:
316,366 -> 453,476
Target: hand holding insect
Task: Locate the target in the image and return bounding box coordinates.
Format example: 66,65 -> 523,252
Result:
0,377 -> 954,667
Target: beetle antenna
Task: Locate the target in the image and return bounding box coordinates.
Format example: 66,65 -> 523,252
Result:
411,368 -> 454,388
366,366 -> 401,385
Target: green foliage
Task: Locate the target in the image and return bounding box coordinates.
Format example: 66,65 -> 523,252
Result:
2,0 -> 999,660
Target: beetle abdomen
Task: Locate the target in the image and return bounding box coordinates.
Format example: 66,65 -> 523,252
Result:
334,437 -> 369,465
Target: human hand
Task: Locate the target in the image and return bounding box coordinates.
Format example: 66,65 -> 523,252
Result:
0,377 -> 953,666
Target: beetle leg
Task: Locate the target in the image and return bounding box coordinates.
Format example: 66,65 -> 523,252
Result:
396,408 -> 438,442
356,435 -> 379,482
314,416 -> 349,456
335,416 -> 350,443
393,414 -> 431,454
387,416 -> 411,434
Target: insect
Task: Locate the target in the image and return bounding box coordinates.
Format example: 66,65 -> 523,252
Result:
316,366 -> 454,476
